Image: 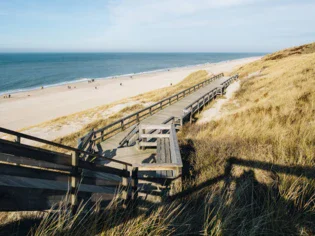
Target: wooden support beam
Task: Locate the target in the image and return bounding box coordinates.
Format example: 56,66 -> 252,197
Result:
71,151 -> 79,211
131,167 -> 138,201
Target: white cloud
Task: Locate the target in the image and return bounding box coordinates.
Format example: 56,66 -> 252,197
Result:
107,0 -> 256,28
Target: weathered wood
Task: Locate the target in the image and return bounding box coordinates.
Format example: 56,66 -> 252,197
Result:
164,138 -> 172,177
156,138 -> 163,177
139,124 -> 171,130
141,133 -> 170,138
160,138 -> 166,177
119,124 -> 139,147
0,186 -> 113,211
71,151 -> 79,209
78,160 -> 129,177
0,153 -> 71,171
78,129 -> 94,151
131,167 -> 138,201
0,139 -> 72,166
89,73 -> 224,140
139,142 -> 158,147
133,163 -> 181,171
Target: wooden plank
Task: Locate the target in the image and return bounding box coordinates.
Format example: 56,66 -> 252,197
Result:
0,186 -> 113,211
78,129 -> 94,150
0,153 -> 71,171
0,163 -> 120,187
169,125 -> 182,166
141,134 -> 170,139
139,142 -> 157,147
133,163 -> 181,170
119,124 -> 139,147
78,160 -> 129,177
156,138 -> 162,177
164,138 -> 172,177
0,139 -> 72,166
160,138 -> 166,177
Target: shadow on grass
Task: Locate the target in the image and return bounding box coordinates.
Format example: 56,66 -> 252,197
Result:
169,157 -> 315,235
1,157 -> 315,235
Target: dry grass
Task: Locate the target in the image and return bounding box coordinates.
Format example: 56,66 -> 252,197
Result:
176,41 -> 315,234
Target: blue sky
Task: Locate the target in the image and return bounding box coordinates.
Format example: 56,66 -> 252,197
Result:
0,0 -> 314,53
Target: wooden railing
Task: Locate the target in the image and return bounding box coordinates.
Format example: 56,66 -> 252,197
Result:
79,73 -> 224,147
182,74 -> 239,122
0,127 -> 136,211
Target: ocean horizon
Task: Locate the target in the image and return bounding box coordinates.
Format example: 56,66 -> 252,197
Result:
0,52 -> 265,95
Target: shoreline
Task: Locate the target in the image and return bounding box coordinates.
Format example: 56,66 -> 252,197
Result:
0,56 -> 261,131
0,57 -> 260,96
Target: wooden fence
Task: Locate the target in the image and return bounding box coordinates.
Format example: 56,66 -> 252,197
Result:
182,74 -> 239,123
78,73 -> 224,149
0,127 -> 136,211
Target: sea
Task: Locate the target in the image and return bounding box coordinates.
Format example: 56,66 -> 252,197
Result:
0,52 -> 265,95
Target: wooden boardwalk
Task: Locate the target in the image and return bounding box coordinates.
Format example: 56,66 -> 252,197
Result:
0,73 -> 238,210
98,76 -> 235,168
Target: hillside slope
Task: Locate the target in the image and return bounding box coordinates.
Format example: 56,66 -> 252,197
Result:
177,42 -> 315,234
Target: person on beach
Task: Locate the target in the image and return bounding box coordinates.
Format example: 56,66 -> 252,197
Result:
120,83 -> 122,86
41,86 -> 44,89
95,86 -> 97,89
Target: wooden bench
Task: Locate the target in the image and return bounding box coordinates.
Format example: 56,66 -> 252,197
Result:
156,138 -> 173,178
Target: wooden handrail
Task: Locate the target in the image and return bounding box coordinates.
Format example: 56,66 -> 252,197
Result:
184,74 -> 238,111
88,73 -> 224,140
0,127 -> 132,166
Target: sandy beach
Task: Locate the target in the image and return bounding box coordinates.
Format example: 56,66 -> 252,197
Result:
0,57 -> 261,131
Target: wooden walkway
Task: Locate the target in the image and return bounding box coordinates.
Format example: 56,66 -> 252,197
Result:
0,73 -> 238,210
98,76 -> 235,168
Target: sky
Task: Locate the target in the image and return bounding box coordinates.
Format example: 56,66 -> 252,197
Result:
0,0 -> 314,53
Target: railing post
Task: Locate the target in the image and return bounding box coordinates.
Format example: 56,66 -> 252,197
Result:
121,120 -> 125,131
149,107 -> 152,115
16,135 -> 21,143
190,109 -> 193,124
174,167 -> 182,193
160,102 -> 162,110
131,167 -> 138,201
71,151 -> 79,213
122,165 -> 129,201
137,113 -> 140,122
101,131 -> 104,141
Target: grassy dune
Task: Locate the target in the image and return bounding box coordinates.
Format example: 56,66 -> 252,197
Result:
3,43 -> 315,235
175,42 -> 315,234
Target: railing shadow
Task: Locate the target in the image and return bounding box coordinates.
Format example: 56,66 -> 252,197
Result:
2,157 -> 314,235
169,156 -> 315,234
